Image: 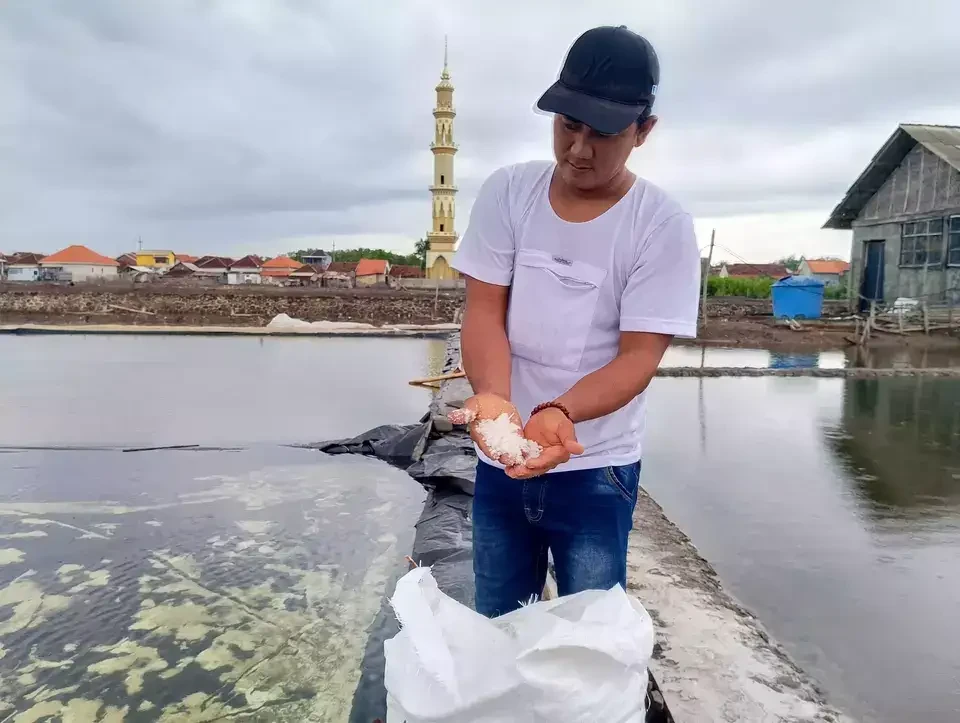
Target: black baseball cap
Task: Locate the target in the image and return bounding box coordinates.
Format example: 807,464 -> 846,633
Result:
536,26 -> 660,135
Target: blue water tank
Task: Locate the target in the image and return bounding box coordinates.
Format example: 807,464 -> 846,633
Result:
771,276 -> 826,319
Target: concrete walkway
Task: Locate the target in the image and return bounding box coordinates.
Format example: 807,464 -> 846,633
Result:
628,490 -> 855,722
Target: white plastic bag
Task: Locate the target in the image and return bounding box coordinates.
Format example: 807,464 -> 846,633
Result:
384,567 -> 653,723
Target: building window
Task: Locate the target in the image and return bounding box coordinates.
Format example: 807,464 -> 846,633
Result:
440,174 -> 445,185
900,218 -> 944,267
439,224 -> 445,232
154,256 -> 168,265
949,216 -> 960,266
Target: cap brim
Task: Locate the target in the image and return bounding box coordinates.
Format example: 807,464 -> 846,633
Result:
536,81 -> 647,135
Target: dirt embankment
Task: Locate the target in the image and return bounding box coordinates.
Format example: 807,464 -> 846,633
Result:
0,283 -> 463,327
3,284 -> 959,352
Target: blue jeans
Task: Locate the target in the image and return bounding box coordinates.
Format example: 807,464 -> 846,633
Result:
472,459 -> 641,618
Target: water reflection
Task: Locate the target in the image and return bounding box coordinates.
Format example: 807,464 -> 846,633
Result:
0,336 -> 445,448
827,378 -> 960,518
662,346 -> 845,369
847,344 -> 960,370
644,376 -> 960,723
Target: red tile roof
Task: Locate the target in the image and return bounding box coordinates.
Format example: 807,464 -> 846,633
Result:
805,259 -> 850,274
723,263 -> 790,278
8,253 -> 46,265
325,261 -> 358,274
289,264 -> 320,277
262,255 -> 301,270
176,254 -> 198,264
195,256 -> 233,270
389,264 -> 425,278
41,245 -> 119,266
230,254 -> 263,270
355,258 -> 389,277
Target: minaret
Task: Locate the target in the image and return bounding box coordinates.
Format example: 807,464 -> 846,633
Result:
425,37 -> 459,281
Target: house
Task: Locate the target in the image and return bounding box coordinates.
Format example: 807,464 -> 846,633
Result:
116,252 -> 138,269
354,258 -> 390,286
797,258 -> 850,286
0,253 -> 7,279
135,250 -> 176,270
227,255 -> 263,285
389,264 -> 425,279
288,264 -> 322,286
261,255 -> 301,283
187,256 -> 233,282
164,261 -> 224,282
322,261 -> 357,288
40,245 -> 119,282
717,263 -> 790,279
824,124 -> 960,310
302,252 -> 332,270
5,253 -> 45,282
118,265 -> 158,283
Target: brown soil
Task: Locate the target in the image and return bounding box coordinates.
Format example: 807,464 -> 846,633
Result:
3,284 -> 959,353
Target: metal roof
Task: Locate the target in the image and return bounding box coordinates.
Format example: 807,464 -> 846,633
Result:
823,124 -> 960,230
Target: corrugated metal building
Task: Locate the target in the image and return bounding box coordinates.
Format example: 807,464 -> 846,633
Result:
824,124 -> 960,310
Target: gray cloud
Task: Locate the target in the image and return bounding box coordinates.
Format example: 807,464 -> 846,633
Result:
2,0 -> 959,258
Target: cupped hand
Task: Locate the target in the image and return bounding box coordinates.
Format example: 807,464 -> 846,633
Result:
448,393 -> 525,466
505,407 -> 584,480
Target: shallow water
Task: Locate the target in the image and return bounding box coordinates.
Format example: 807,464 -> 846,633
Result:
0,447 -> 425,721
0,335 -> 441,720
0,334 -> 447,447
644,372 -> 960,723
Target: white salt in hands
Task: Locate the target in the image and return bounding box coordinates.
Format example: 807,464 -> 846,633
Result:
448,394 -> 541,468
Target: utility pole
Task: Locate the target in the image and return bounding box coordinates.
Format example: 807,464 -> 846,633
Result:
138,236 -> 143,252
332,241 -> 336,262
700,229 -> 715,329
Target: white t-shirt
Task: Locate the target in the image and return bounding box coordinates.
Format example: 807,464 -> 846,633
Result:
452,160 -> 700,472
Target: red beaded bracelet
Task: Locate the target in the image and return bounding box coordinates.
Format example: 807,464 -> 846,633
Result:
530,401 -> 573,421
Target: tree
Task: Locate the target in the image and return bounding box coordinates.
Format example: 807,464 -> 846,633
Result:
286,246 -> 421,267
414,238 -> 428,270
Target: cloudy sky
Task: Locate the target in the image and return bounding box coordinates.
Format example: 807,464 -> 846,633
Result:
3,0 -> 959,262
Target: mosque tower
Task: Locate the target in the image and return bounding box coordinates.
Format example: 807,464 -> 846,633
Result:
425,37 -> 459,281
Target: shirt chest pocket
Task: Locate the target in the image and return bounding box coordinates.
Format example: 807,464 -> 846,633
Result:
507,250 -> 607,372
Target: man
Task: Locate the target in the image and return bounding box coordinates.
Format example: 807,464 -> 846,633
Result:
451,26 -> 701,617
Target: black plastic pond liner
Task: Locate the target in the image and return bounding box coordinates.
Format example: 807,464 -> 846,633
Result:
316,418 -> 673,723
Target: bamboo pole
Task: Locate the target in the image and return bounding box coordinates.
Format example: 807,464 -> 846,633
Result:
700,229 -> 715,329
408,370 -> 466,387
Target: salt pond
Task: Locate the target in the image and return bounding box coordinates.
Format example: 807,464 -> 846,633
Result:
1,335 -> 959,722
0,335 -> 441,720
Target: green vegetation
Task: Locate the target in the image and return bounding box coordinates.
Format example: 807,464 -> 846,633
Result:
707,276 -> 774,298
288,240 -> 428,269
707,274 -> 849,301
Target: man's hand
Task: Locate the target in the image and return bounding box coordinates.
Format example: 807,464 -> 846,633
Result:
449,393 -> 525,466
506,407 -> 584,479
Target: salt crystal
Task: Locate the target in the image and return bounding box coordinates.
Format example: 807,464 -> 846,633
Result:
475,413 -> 541,466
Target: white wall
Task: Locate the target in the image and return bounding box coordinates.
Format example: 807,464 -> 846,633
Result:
227,271 -> 262,285
7,266 -> 39,281
41,264 -> 119,282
